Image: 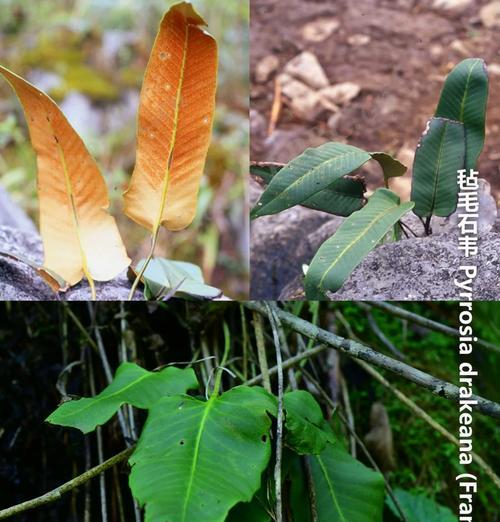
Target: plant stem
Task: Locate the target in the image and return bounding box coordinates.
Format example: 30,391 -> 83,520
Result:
0,448 -> 134,520
245,302 -> 500,418
265,304 -> 284,522
424,215 -> 432,235
128,230 -> 160,301
253,311 -> 272,393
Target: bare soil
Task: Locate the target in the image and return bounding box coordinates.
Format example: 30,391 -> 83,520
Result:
250,0 -> 500,199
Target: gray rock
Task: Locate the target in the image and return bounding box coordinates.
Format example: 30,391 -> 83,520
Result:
279,225 -> 500,301
0,226 -> 143,301
0,185 -> 38,234
250,180 -> 340,299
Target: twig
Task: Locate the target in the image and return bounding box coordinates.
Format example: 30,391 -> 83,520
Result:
88,348 -> 108,522
355,358 -> 500,490
333,311 -> 500,490
265,304 -> 284,522
87,304 -> 131,443
366,311 -> 406,360
339,375 -> 356,458
253,312 -> 272,393
0,448 -> 133,520
267,76 -> 282,136
245,302 -> 500,418
360,301 -> 500,355
245,344 -> 328,386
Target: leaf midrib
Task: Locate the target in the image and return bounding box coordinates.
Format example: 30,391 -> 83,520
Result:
261,149 -> 368,213
54,137 -> 92,284
317,455 -> 346,522
153,20 -> 190,234
317,201 -> 401,291
54,370 -> 151,420
181,396 -> 217,521
427,122 -> 449,216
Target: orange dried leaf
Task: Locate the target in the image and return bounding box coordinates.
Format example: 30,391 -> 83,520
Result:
123,1 -> 218,233
0,66 -> 130,291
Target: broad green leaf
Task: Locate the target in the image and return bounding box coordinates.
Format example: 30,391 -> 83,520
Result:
251,143 -> 371,219
284,390 -> 335,454
410,117 -> 465,218
435,58 -> 488,171
128,385 -> 277,522
370,152 -> 407,188
46,362 -> 198,434
305,188 -> 414,299
289,445 -> 385,522
289,455 -> 313,522
387,489 -> 457,522
134,257 -> 222,300
251,162 -> 366,217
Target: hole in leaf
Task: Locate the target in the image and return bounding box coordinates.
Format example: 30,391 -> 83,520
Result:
179,439 -> 185,445
261,434 -> 267,443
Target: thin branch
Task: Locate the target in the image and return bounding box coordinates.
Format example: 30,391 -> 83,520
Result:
245,302 -> 500,418
0,448 -> 134,520
361,302 -> 500,355
355,358 -> 500,490
366,311 -> 406,360
253,311 -> 272,393
266,303 -> 284,522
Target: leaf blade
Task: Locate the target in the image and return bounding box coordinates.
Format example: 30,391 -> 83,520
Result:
0,65 -> 130,287
123,2 -> 218,233
284,390 -> 335,455
311,445 -> 385,522
305,188 -> 414,299
251,162 -> 366,217
435,58 -> 488,171
129,386 -> 277,522
370,152 -> 407,187
46,362 -> 198,434
134,257 -> 222,300
410,117 -> 465,218
251,143 -> 371,219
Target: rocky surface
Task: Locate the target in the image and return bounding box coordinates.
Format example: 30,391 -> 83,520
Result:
250,179 -> 342,299
251,179 -> 500,301
0,226 -> 143,301
278,217 -> 500,301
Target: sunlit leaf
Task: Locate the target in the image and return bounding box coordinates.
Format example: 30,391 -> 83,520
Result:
0,66 -> 130,293
305,188 -> 414,299
410,117 -> 465,218
46,362 -> 198,434
123,2 -> 218,233
435,58 -> 488,171
129,386 -> 277,522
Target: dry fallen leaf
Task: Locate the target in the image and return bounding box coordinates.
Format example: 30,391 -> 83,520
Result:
0,66 -> 130,297
123,1 -> 218,234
